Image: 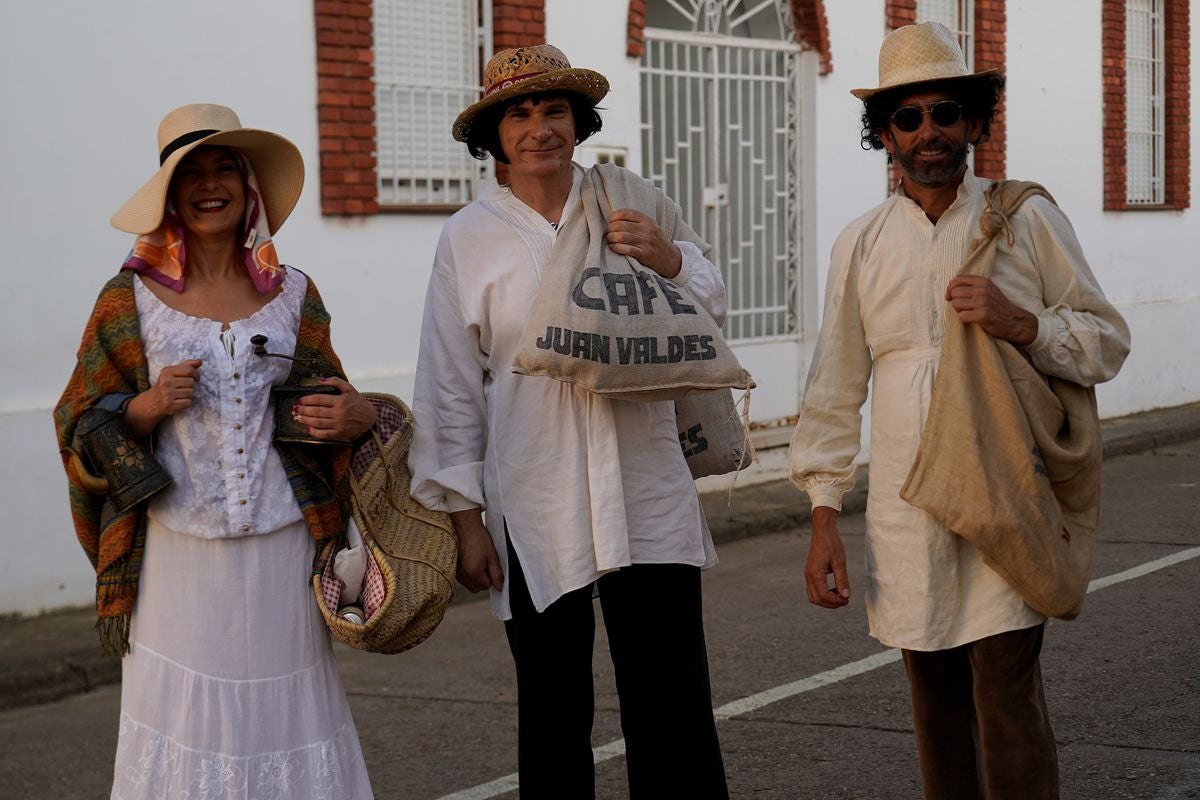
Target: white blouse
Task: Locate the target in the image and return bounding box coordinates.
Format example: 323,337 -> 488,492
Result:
410,167 -> 726,620
134,266 -> 308,538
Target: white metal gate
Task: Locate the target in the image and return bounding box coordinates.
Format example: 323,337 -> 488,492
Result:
640,1 -> 805,425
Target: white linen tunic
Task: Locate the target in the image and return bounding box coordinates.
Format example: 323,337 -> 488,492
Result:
112,268 -> 372,800
790,170 -> 1130,652
410,167 -> 725,619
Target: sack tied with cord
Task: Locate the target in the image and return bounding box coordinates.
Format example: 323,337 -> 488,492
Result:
511,163 -> 754,402
900,181 -> 1103,621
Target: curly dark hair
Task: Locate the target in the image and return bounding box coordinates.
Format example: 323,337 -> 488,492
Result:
465,91 -> 603,164
859,75 -> 1006,152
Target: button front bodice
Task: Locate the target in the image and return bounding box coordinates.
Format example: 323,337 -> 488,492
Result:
133,268 -> 308,538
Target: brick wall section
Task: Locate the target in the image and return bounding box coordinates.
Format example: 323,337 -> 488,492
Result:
1103,0 -> 1190,210
314,0 -> 379,215
972,0 -> 1006,179
1164,0 -> 1190,209
493,0 -> 546,52
886,0 -> 918,28
791,0 -> 833,74
627,0 -> 647,58
626,0 -> 832,68
1102,1 -> 1128,209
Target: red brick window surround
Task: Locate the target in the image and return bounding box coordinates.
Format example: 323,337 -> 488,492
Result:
626,0 -> 832,72
1103,0 -> 1190,210
313,0 -> 545,216
493,0 -> 546,51
314,0 -> 378,216
885,1 -> 1007,182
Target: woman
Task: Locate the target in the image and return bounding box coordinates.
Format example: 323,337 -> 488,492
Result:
54,104 -> 375,799
411,45 -> 730,799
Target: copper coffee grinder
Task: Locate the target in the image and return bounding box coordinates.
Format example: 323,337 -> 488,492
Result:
251,334 -> 351,445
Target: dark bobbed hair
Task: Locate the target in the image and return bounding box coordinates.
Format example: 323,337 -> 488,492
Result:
859,74 -> 1006,151
465,90 -> 603,164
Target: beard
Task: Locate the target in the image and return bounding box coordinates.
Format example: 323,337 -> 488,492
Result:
893,135 -> 970,187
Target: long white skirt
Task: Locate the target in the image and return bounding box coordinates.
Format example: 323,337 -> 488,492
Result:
110,518 -> 373,799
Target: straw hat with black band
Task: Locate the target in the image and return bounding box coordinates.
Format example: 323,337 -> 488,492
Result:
452,44 -> 609,143
851,21 -> 1000,102
111,103 -> 304,235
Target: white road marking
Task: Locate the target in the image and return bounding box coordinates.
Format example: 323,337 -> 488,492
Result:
713,648 -> 902,720
1086,546 -> 1200,592
436,546 -> 1200,800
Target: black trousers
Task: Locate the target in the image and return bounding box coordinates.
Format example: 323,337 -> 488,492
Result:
902,624 -> 1059,800
503,537 -> 729,800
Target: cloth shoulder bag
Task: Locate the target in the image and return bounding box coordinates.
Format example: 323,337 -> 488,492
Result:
675,388 -> 756,479
511,164 -> 754,401
900,181 -> 1102,620
313,393 -> 458,653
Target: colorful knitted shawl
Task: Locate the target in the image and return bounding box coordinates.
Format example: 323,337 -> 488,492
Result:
53,269 -> 352,655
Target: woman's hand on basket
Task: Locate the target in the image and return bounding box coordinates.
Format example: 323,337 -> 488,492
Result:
450,509 -> 504,593
295,378 -> 377,442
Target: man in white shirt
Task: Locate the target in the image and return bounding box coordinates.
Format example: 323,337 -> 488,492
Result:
789,23 -> 1129,800
411,44 -> 729,799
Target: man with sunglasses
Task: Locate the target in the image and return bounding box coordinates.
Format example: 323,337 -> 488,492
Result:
789,22 -> 1129,800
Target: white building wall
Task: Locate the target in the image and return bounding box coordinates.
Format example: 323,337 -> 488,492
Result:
1006,0 -> 1200,417
2,0 -> 445,615
3,0 -> 1197,616
548,3 -> 645,170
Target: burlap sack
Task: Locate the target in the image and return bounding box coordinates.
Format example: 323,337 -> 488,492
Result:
511,164 -> 754,402
900,181 -> 1101,620
676,389 -> 756,479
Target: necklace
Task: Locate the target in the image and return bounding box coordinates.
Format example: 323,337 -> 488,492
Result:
549,220 -> 559,230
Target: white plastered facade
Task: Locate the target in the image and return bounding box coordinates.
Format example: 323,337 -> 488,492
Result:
2,0 -> 1196,614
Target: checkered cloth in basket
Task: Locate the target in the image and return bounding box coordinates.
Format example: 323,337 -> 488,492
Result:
313,393 -> 458,654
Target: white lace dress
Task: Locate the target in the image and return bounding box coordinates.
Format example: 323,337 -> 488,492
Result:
111,269 -> 373,800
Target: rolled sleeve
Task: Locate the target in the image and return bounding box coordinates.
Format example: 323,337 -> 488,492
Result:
1016,201 -> 1131,387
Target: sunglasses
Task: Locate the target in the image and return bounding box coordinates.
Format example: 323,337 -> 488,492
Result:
890,101 -> 965,133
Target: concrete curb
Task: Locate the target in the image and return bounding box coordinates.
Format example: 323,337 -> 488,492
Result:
3,401 -> 1197,713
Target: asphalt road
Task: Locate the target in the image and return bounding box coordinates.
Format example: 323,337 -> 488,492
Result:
2,439 -> 1197,799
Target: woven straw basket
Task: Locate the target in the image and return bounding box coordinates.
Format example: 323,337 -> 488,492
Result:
312,393 -> 457,654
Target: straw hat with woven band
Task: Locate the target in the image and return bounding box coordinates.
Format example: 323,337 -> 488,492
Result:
851,21 -> 1000,101
452,44 -> 609,143
111,103 -> 304,235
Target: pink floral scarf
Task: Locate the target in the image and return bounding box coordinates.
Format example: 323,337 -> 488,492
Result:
121,153 -> 284,293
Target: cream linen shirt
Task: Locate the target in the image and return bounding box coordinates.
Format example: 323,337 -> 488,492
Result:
790,169 -> 1130,651
410,167 -> 724,620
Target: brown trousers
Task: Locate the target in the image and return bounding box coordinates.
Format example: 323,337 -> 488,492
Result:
902,624 -> 1059,800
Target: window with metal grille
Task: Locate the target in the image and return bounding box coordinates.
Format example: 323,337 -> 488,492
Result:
1125,0 -> 1166,205
374,0 -> 490,207
916,0 -> 974,69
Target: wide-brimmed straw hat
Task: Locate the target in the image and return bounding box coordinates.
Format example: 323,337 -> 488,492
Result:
452,44 -> 609,143
111,103 -> 304,235
851,21 -> 1000,101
